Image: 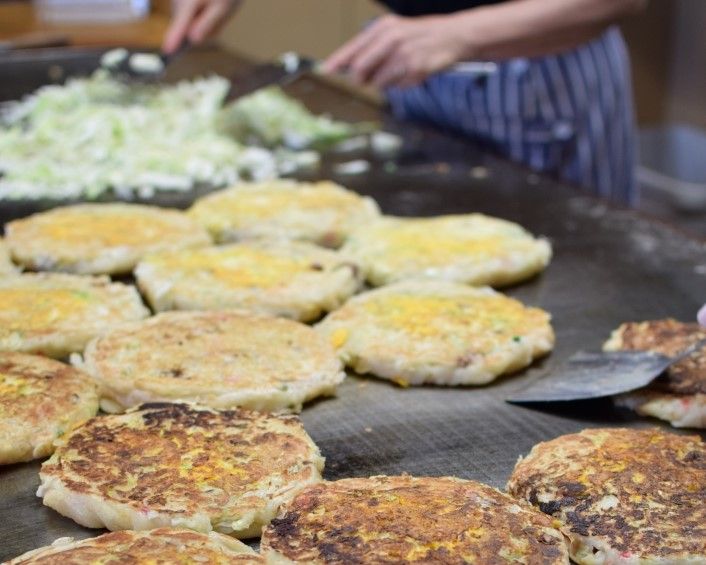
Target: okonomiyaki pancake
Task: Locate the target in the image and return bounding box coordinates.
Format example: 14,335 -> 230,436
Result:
0,352 -> 98,465
0,238 -> 17,274
508,428 -> 706,564
5,203 -> 211,275
6,528 -> 264,564
188,179 -> 380,247
74,310 -> 345,413
261,475 -> 569,564
0,273 -> 149,358
38,403 -> 324,538
134,240 -> 362,322
604,319 -> 706,428
341,214 -> 552,287
316,280 -> 554,386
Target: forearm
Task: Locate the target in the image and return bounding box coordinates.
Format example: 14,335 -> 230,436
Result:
454,0 -> 646,60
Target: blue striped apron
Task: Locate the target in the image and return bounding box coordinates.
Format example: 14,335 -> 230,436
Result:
386,27 -> 637,204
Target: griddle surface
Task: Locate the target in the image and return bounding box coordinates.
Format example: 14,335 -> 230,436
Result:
1,47 -> 705,562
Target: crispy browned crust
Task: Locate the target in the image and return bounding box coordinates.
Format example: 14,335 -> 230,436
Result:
0,352 -> 98,463
508,428 -> 706,561
609,319 -> 706,395
261,475 -> 568,564
41,403 -> 322,521
7,528 -> 263,564
0,352 -> 95,423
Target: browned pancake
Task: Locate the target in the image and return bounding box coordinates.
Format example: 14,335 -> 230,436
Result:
7,528 -> 263,564
74,310 -> 344,413
262,475 -> 569,564
508,428 -> 706,563
605,319 -> 706,395
0,352 -> 98,464
38,403 -> 324,537
0,273 -> 149,359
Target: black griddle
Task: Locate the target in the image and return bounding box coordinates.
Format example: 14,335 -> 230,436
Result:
1,46 -> 705,562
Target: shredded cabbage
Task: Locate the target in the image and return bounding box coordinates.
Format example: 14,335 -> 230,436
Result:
222,86 -> 359,149
0,72 -> 353,200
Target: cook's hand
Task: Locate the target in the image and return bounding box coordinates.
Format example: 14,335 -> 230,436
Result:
698,304 -> 706,327
163,0 -> 242,54
323,14 -> 471,88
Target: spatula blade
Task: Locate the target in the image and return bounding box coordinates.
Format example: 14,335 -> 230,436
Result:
227,57 -> 315,101
506,350 -> 676,403
507,337 -> 706,404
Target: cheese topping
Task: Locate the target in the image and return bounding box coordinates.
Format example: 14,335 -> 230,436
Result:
204,186 -> 358,222
351,215 -> 544,269
147,247 -> 313,289
380,229 -> 506,263
32,213 -> 179,246
0,372 -> 42,398
362,294 -> 539,340
0,289 -> 93,334
329,328 -> 349,349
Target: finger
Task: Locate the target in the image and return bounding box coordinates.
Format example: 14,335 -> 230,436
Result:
323,33 -> 376,75
369,56 -> 408,89
188,0 -> 231,43
322,18 -> 390,74
346,33 -> 401,84
163,0 -> 202,53
371,55 -> 426,89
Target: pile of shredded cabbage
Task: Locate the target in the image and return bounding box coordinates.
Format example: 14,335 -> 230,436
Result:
0,72 -> 350,200
223,85 -> 356,149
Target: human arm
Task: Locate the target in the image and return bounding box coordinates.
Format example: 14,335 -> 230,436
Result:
163,0 -> 243,54
324,0 -> 646,87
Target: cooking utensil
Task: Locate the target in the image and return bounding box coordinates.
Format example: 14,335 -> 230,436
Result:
226,54 -> 497,104
105,41 -> 190,82
227,55 -> 316,100
227,54 -> 386,106
507,338 -> 706,403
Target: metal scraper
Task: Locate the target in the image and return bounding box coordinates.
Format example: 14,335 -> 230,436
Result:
227,55 -> 317,101
100,41 -> 190,83
226,54 -> 498,102
506,338 -> 706,403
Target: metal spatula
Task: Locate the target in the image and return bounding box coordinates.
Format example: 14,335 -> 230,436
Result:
226,54 -> 498,102
506,338 -> 706,403
227,55 -> 316,100
101,42 -> 190,83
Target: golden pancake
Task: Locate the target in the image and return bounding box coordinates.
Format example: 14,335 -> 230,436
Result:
135,240 -> 362,322
74,310 -> 344,413
262,475 -> 569,564
6,528 -> 263,564
38,403 -> 324,538
188,179 -> 380,247
342,214 -> 552,287
605,320 -> 706,428
0,352 -> 98,464
0,273 -> 149,359
316,280 -> 553,386
508,428 -> 706,564
6,203 -> 211,275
